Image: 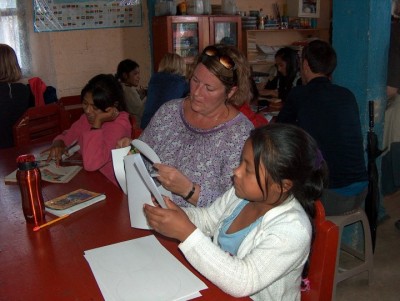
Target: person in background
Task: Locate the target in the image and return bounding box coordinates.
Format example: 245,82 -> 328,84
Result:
46,74 -> 131,186
117,44 -> 254,207
259,46 -> 301,103
236,76 -> 269,128
0,44 -> 30,149
382,0 -> 400,229
277,40 -> 368,216
144,123 -> 328,301
140,53 -> 189,129
115,59 -> 146,127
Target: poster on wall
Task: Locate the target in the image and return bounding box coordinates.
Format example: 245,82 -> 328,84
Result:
33,0 -> 142,32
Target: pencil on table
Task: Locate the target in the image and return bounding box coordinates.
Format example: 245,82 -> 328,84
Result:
33,214 -> 70,231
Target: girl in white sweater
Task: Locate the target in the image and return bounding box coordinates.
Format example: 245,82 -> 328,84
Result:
144,123 -> 328,300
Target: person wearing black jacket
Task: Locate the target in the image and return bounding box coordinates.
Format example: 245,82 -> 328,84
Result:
0,44 -> 30,149
276,40 -> 368,215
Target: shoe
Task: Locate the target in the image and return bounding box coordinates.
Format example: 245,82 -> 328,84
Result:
395,220 -> 400,230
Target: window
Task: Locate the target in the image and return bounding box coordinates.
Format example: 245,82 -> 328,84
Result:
0,0 -> 31,76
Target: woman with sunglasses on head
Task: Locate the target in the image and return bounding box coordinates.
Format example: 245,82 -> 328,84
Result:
118,44 -> 254,207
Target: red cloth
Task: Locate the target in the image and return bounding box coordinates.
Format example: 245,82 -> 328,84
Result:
28,77 -> 47,107
237,103 -> 269,128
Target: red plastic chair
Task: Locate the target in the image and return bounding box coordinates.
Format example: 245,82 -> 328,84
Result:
129,115 -> 142,139
13,103 -> 70,147
58,95 -> 83,128
301,200 -> 339,301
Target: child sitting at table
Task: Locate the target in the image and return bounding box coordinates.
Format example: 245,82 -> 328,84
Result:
144,123 -> 328,301
115,59 -> 147,127
259,47 -> 302,104
46,74 -> 131,186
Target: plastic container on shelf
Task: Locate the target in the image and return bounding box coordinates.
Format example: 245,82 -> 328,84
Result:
221,0 -> 236,15
203,0 -> 211,15
155,0 -> 176,16
187,0 -> 204,15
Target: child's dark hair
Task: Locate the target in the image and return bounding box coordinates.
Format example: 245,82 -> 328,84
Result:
81,74 -> 126,112
249,123 -> 328,281
115,59 -> 139,81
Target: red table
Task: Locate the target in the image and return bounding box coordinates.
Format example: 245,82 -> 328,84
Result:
0,144 -> 250,300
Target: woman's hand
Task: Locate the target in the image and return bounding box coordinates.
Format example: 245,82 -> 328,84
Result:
45,140 -> 66,165
116,137 -> 132,148
144,197 -> 196,241
91,107 -> 119,129
153,163 -> 194,199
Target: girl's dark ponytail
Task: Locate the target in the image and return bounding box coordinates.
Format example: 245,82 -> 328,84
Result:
249,124 -> 329,290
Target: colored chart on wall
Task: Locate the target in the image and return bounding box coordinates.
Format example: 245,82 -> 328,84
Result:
33,0 -> 142,32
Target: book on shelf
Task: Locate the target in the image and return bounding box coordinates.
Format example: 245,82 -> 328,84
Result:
45,188 -> 106,217
4,163 -> 82,184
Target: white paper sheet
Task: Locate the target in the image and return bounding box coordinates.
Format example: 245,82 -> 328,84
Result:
84,235 -> 207,301
131,139 -> 161,164
111,146 -> 131,194
132,154 -> 166,208
124,154 -> 172,229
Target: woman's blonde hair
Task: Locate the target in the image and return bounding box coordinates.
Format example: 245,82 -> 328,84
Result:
158,53 -> 187,77
195,45 -> 251,106
0,44 -> 22,83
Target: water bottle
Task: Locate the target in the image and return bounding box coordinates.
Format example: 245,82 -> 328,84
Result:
16,154 -> 45,226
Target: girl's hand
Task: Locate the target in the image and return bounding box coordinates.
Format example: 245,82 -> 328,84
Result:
153,163 -> 193,199
45,140 -> 66,165
91,107 -> 119,129
116,137 -> 132,148
144,197 -> 196,241
137,86 -> 147,100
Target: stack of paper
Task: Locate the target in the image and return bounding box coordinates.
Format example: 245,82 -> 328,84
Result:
84,235 -> 207,301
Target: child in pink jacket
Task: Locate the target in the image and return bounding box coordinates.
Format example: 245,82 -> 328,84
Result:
47,74 -> 131,186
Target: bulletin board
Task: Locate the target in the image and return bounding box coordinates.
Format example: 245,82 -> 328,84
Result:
33,0 -> 142,32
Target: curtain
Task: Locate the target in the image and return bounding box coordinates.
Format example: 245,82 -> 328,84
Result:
0,0 -> 32,77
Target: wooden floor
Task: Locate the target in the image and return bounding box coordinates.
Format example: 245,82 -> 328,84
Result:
336,189 -> 400,301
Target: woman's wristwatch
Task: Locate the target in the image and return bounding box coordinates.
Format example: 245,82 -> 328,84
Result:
183,183 -> 196,201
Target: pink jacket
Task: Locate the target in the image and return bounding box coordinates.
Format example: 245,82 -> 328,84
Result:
54,111 -> 131,186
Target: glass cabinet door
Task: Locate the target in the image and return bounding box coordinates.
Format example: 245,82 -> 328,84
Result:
214,22 -> 238,46
209,16 -> 242,50
172,22 -> 200,60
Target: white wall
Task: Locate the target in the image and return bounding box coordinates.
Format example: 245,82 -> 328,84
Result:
26,1 -> 152,97
24,0 -> 330,97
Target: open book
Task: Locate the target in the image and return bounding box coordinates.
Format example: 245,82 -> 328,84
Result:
112,139 -> 172,229
4,163 -> 82,184
45,188 -> 106,217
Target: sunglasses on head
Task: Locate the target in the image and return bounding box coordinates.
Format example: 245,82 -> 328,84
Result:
201,46 -> 236,71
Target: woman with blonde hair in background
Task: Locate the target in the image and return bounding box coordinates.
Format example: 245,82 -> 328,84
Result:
140,53 -> 189,129
0,44 -> 30,148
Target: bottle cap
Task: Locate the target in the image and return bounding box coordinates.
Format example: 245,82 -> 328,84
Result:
17,154 -> 38,170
